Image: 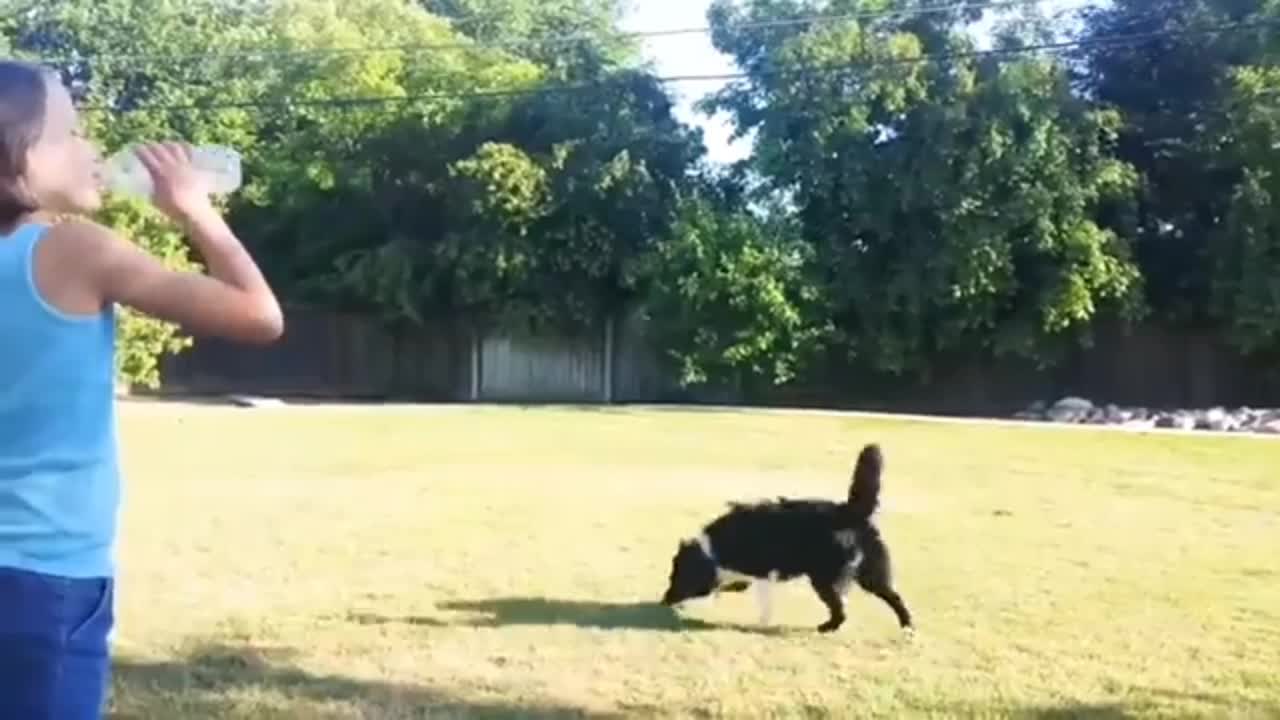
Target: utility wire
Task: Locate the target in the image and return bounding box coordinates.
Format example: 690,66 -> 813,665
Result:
80,18 -> 1280,116
35,0 -> 1058,65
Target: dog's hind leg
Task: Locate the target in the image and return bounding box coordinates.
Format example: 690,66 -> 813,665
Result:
808,575 -> 845,633
856,548 -> 914,631
861,581 -> 913,631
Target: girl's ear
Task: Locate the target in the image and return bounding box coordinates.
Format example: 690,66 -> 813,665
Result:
0,174 -> 40,225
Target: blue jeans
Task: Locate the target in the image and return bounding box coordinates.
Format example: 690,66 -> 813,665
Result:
0,566 -> 113,719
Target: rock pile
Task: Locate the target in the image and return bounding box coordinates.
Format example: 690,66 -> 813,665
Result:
1015,396 -> 1280,435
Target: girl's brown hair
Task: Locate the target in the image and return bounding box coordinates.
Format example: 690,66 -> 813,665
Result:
0,60 -> 53,229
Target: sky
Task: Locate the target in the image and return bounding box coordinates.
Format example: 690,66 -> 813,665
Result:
622,0 -> 746,165
621,0 -> 1098,166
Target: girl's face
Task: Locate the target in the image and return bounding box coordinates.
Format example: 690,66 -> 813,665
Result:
23,80 -> 102,215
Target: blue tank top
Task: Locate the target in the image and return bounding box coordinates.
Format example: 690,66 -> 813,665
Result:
0,223 -> 119,579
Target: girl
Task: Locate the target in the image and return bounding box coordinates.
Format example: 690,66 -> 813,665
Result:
0,60 -> 282,717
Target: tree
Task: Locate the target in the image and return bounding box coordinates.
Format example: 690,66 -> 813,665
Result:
420,0 -> 637,75
1208,65 -> 1280,353
482,73 -> 704,330
1076,0 -> 1280,352
704,0 -> 1141,376
1080,0 -> 1280,322
240,0 -> 703,335
644,191 -> 829,389
223,0 -> 545,329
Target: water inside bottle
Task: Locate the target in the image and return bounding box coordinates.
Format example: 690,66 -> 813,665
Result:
102,145 -> 243,198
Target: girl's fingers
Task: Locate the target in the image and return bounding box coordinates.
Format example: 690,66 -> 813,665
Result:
135,141 -> 193,175
163,142 -> 190,165
135,144 -> 163,173
154,142 -> 180,167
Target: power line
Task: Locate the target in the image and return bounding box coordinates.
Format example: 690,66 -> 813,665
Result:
2,0 -> 537,30
80,18 -> 1280,116
35,0 -> 1057,65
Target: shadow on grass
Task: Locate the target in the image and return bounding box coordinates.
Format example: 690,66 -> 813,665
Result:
355,597 -> 794,635
994,706 -> 1176,720
908,688 -> 1280,719
445,597 -> 692,631
109,642 -> 621,719
108,641 -> 1275,719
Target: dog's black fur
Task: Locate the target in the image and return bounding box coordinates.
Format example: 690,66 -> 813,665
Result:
660,443 -> 913,633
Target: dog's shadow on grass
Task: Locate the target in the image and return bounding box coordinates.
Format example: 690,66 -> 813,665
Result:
351,597 -> 796,635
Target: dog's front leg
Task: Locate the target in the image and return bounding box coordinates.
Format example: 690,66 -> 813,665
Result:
754,572 -> 778,625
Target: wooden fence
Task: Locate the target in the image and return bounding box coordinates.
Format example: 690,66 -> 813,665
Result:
158,308 -> 1280,412
159,308 -> 678,404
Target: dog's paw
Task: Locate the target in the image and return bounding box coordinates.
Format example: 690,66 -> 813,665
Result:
817,620 -> 842,633
672,596 -> 714,613
902,626 -> 918,642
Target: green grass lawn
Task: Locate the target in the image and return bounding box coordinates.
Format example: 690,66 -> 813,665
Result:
106,403 -> 1280,719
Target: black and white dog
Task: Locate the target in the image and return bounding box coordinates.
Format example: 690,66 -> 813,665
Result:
660,443 -> 914,634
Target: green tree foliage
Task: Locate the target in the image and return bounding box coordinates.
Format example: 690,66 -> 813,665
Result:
1076,0 -> 1280,353
704,0 -> 1141,376
645,192 -> 829,388
225,0 -> 546,325
1211,65 -> 1280,352
238,0 -> 702,334
420,0 -> 637,74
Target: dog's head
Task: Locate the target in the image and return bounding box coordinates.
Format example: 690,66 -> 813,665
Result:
660,538 -> 718,606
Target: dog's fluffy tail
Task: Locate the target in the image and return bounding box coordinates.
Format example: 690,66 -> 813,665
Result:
847,443 -> 883,519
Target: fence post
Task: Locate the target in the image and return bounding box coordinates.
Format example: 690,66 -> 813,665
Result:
469,329 -> 481,402
603,314 -> 615,404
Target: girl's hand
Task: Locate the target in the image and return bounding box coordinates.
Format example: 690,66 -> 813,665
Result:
135,142 -> 215,223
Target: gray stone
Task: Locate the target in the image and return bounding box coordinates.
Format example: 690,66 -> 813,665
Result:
1155,412 -> 1197,431
1010,400 -> 1280,435
1196,407 -> 1235,431
1103,404 -> 1131,423
1052,396 -> 1094,412
226,394 -> 286,408
1046,396 -> 1094,423
1046,406 -> 1086,423
1015,401 -> 1049,421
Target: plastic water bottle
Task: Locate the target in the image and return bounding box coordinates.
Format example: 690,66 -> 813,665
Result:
102,144 -> 242,198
